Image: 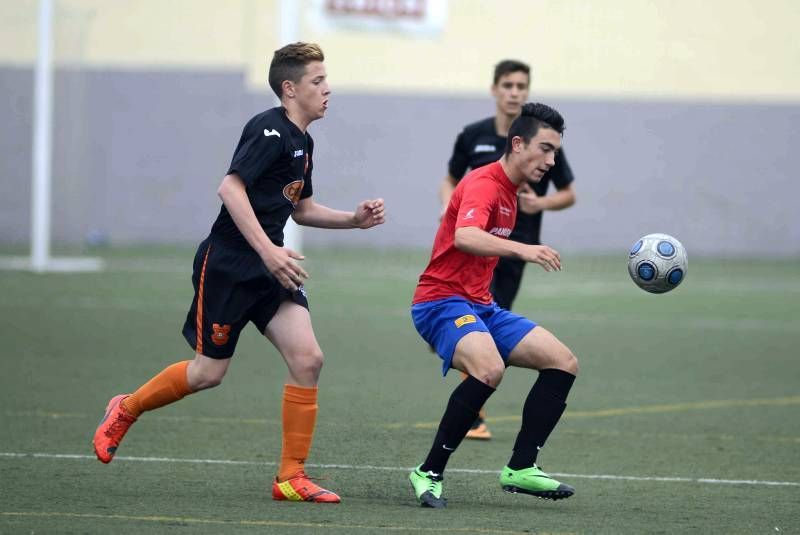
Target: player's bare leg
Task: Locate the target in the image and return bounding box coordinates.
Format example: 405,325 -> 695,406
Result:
506,326 -> 578,374
265,300 -> 340,503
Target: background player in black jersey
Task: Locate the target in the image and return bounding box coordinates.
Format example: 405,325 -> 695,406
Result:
93,42 -> 385,504
440,60 -> 576,440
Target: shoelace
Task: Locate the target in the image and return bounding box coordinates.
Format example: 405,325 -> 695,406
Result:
293,472 -> 328,482
288,473 -> 335,498
104,413 -> 134,437
291,473 -> 333,491
419,470 -> 442,492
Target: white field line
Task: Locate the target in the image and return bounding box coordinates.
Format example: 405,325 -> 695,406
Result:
1,451 -> 798,488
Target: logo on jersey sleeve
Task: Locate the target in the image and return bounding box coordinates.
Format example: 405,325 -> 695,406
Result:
283,179 -> 305,205
463,208 -> 475,220
454,314 -> 477,328
211,323 -> 231,346
264,129 -> 281,138
473,144 -> 496,153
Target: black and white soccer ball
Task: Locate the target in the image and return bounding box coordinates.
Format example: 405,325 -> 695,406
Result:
627,233 -> 688,293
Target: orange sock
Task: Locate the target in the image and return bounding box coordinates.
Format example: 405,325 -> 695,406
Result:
121,360 -> 193,418
277,384 -> 318,482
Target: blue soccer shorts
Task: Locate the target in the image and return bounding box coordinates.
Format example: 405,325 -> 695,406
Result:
410,296 -> 536,376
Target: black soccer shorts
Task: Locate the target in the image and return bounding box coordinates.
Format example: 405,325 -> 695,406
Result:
181,237 -> 309,359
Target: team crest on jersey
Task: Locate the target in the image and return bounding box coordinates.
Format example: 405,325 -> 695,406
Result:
283,179 -> 304,205
211,323 -> 231,346
454,314 -> 477,328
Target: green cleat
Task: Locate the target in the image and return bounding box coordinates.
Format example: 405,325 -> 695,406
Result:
409,465 -> 447,508
500,465 -> 575,500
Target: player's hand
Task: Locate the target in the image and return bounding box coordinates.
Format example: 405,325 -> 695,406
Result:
261,247 -> 308,291
520,244 -> 561,272
353,198 -> 385,229
517,182 -> 545,215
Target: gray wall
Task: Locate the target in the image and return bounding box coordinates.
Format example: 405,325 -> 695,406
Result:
2,66 -> 798,256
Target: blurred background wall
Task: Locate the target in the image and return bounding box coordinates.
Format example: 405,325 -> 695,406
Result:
1,0 -> 799,255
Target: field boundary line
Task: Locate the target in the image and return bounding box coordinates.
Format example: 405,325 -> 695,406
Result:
0,511 -> 542,534
2,452 -> 798,488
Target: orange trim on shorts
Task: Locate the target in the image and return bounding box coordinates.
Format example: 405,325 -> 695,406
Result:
195,244 -> 212,354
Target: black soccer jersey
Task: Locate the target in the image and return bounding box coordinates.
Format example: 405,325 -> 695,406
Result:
448,116 -> 574,245
210,107 -> 313,248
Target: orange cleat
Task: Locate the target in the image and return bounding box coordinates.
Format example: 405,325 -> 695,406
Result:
465,411 -> 492,440
93,394 -> 137,463
465,421 -> 492,440
272,472 -> 341,503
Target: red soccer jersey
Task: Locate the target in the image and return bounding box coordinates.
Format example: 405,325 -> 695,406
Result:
413,161 -> 518,305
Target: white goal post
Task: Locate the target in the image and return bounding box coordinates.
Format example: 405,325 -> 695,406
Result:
0,0 -> 103,272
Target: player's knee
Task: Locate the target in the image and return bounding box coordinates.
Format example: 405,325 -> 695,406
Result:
477,362 -> 505,388
560,350 -> 579,376
187,357 -> 228,391
190,369 -> 225,390
291,348 -> 325,378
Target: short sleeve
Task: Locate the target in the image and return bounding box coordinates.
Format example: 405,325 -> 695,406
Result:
550,149 -> 575,189
227,117 -> 283,186
447,130 -> 471,181
455,178 -> 496,230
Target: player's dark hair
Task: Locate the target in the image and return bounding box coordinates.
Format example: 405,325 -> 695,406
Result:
493,59 -> 530,85
504,102 -> 565,155
268,42 -> 325,99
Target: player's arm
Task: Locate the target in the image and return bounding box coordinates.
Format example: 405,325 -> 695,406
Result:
454,226 -> 561,272
292,197 -> 385,229
438,175 -> 458,218
545,182 -> 576,210
441,128 -> 469,218
517,182 -> 576,215
217,173 -> 308,290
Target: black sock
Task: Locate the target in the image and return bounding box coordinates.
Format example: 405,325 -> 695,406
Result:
507,368 -> 576,470
420,375 -> 495,475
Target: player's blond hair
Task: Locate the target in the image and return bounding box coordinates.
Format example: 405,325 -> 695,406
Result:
268,42 -> 325,99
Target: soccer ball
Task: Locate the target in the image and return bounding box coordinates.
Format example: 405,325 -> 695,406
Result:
627,233 -> 688,293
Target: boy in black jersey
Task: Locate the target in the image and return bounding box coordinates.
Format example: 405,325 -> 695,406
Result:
93,42 -> 385,503
439,60 -> 577,440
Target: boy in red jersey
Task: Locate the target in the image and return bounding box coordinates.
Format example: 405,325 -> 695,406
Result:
92,43 -> 385,504
441,60 -> 577,441
409,103 -> 577,508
